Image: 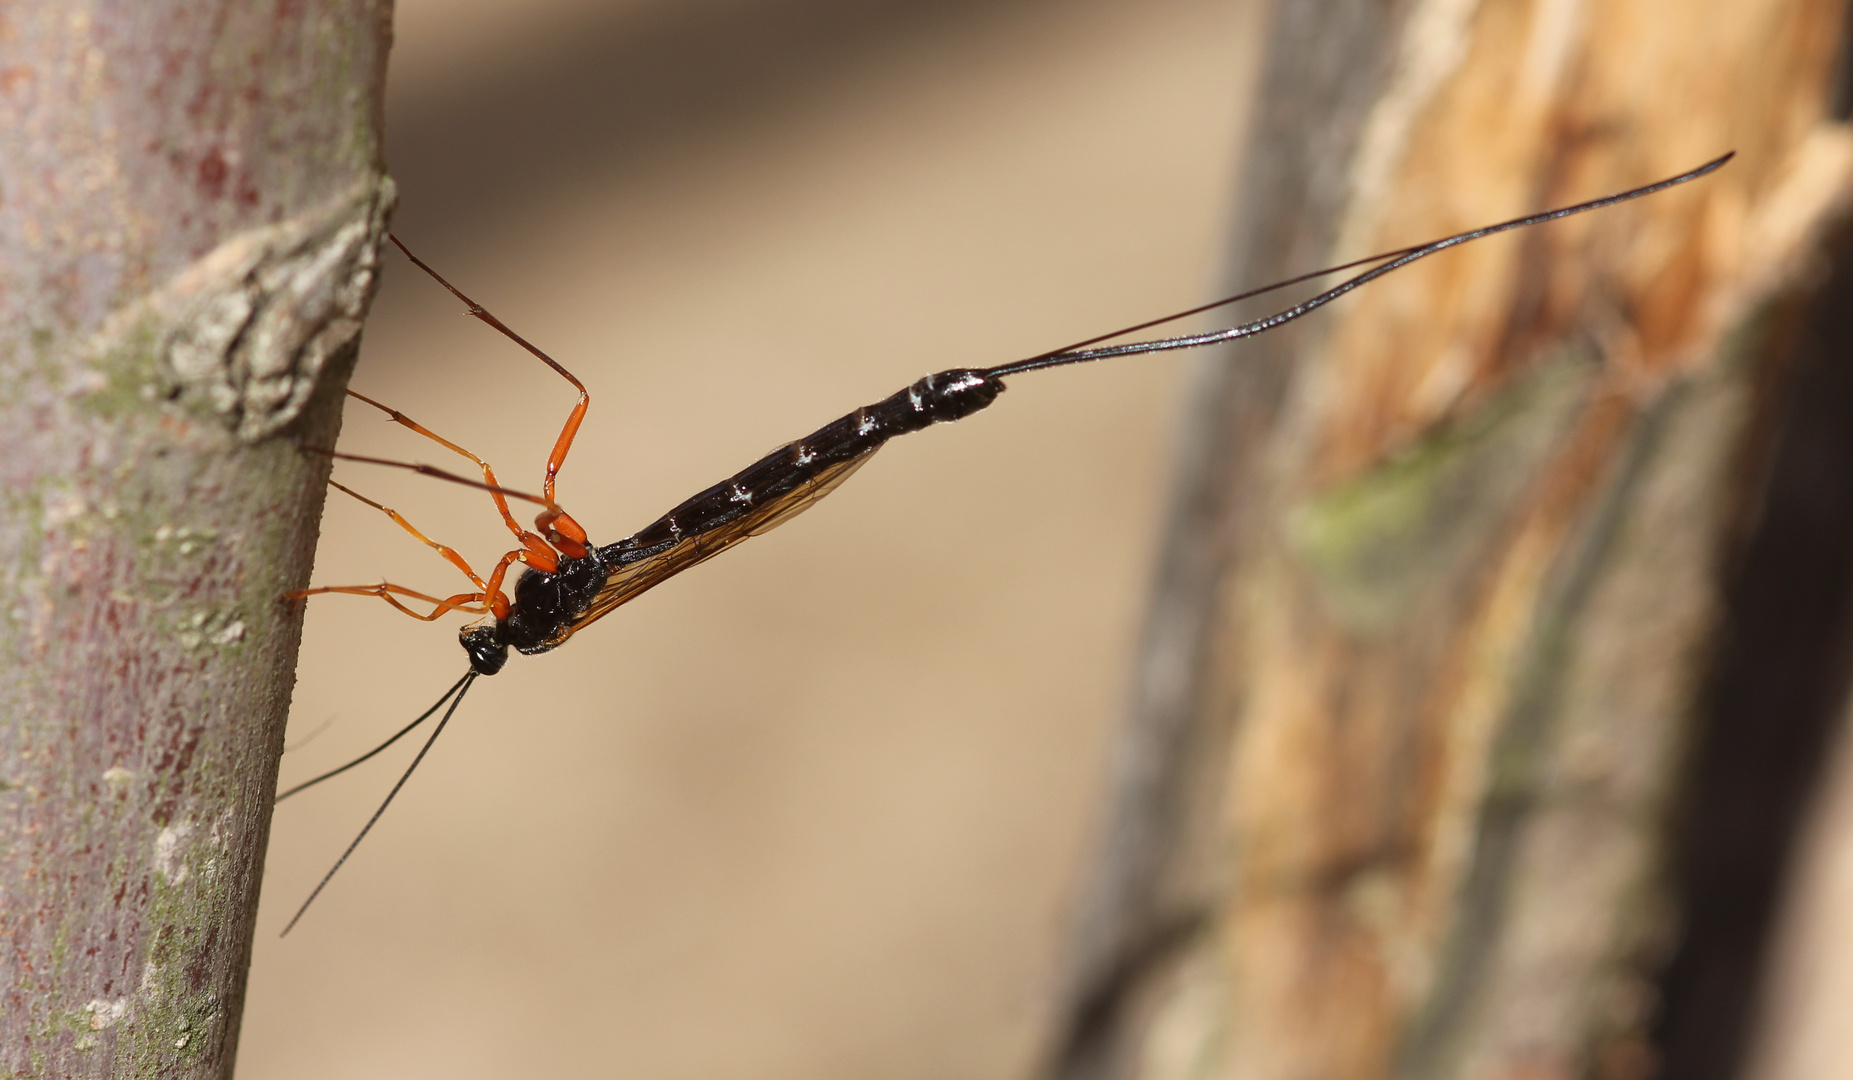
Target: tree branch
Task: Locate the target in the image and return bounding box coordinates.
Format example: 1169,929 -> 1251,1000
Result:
0,2 -> 393,1075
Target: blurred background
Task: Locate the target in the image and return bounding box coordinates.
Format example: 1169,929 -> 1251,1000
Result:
243,1 -> 1260,1077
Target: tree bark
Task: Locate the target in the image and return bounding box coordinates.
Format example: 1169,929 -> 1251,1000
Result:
0,3 -> 392,1077
1048,0 -> 1853,1077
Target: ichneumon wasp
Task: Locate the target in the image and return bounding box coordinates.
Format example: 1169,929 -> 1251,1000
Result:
276,152 -> 1733,935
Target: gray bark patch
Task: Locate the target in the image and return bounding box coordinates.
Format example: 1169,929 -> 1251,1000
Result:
99,179 -> 396,441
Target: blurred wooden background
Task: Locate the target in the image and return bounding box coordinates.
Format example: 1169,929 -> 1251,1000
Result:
1043,0 -> 1853,1078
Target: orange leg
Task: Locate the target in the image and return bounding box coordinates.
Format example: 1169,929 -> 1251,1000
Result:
296,242 -> 608,624
328,479 -> 498,590
344,390 -> 561,556
389,235 -> 590,555
285,582 -> 490,622
476,548 -> 530,617
297,481 -> 528,620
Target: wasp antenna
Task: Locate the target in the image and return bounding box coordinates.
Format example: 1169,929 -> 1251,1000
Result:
280,671 -> 480,937
275,671 -> 474,803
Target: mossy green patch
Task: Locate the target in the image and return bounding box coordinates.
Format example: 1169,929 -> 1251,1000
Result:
1289,355 -> 1593,634
76,316 -> 164,425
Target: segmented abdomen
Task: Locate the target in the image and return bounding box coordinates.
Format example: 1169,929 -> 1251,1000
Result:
496,368 -> 1009,657
613,368 -> 1004,558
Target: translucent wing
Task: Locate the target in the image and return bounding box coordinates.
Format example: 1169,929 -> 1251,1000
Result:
567,451 -> 875,635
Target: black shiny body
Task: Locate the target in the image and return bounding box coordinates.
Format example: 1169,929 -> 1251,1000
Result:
460,368 -> 1004,674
